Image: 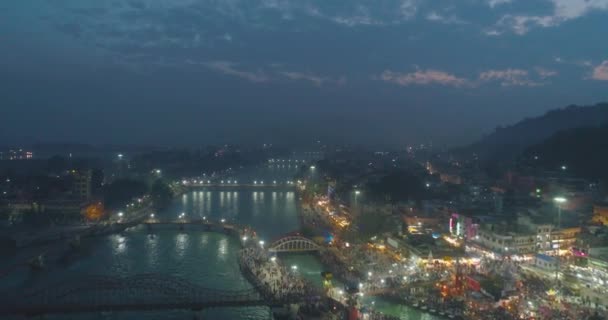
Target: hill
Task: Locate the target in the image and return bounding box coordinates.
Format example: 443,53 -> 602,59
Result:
460,102 -> 608,161
522,125 -> 608,183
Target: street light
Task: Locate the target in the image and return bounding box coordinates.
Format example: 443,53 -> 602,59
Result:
220,218 -> 226,223
118,212 -> 124,217
553,197 -> 567,289
554,197 -> 566,204
242,236 -> 248,241
259,240 -> 265,247
150,213 -> 155,218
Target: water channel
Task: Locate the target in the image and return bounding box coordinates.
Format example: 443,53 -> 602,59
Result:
1,164 -> 438,319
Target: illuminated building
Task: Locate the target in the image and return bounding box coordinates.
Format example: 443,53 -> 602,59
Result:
71,170 -> 92,201
591,202 -> 608,225
0,148 -> 33,160
449,213 -> 479,240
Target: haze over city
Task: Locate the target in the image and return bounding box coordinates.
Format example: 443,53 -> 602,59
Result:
2,2 -> 608,320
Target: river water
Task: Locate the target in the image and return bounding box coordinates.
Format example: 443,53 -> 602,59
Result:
1,164 -> 438,319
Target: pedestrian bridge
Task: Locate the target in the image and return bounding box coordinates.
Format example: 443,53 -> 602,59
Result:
0,274 -> 293,316
268,236 -> 320,253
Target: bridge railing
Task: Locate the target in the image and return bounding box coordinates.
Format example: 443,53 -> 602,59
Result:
0,274 -> 265,316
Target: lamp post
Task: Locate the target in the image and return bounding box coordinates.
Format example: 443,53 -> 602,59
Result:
553,197 -> 567,287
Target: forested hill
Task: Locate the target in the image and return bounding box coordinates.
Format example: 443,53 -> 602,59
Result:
522,125 -> 608,183
460,102 -> 608,160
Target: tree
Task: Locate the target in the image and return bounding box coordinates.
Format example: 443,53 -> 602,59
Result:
365,170 -> 426,204
151,179 -> 173,210
103,179 -> 147,210
355,210 -> 395,239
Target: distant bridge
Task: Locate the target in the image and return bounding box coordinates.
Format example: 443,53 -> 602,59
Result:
0,274 -> 306,316
268,236 -> 320,253
185,182 -> 296,189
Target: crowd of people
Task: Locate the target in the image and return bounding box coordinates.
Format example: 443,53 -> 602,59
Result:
238,247 -> 318,303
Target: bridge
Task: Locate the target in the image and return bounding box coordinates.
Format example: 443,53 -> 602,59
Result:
268,236 -> 320,253
185,182 -> 296,189
0,274 -> 303,316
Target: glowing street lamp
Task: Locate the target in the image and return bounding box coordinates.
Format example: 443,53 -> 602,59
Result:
553,196 -> 567,284
118,212 -> 124,217
220,218 -> 226,223
554,197 -> 567,204
150,213 -> 155,218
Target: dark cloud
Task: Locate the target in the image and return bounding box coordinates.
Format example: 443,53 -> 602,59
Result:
127,1 -> 146,10
55,22 -> 83,38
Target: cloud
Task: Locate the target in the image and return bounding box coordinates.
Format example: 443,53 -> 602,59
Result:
280,71 -> 345,86
378,67 -> 554,88
487,0 -> 513,8
592,60 -> 608,80
196,61 -> 269,83
400,0 -> 418,20
494,0 -> 608,34
378,69 -> 469,87
535,67 -> 558,79
426,11 -> 467,25
478,69 -> 541,86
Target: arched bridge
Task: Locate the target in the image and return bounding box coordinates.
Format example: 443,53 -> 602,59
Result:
268,236 -> 320,253
0,274 -> 273,316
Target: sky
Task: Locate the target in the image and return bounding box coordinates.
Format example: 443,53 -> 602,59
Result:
1,0 -> 607,148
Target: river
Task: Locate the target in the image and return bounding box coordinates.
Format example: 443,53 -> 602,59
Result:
0,163 -> 439,319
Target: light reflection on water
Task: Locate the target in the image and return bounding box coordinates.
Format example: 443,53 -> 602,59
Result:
175,233 -> 188,258
1,166 -> 434,319
218,237 -> 228,258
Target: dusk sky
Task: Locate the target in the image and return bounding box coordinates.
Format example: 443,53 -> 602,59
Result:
1,0 -> 607,147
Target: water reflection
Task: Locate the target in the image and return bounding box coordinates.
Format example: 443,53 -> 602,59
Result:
218,237 -> 228,259
112,234 -> 128,254
146,234 -> 159,267
176,233 -> 189,258
201,233 -> 209,246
